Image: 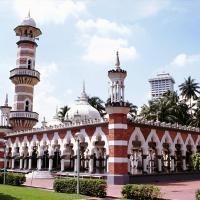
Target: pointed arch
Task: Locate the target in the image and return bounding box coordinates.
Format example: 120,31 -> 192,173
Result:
145,129 -> 161,150
128,127 -> 146,154
90,127 -> 109,155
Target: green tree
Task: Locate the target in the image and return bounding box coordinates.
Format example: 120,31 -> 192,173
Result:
58,105 -> 70,122
179,76 -> 200,108
88,96 -> 106,117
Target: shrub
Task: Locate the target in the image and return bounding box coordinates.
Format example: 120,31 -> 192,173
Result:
196,189 -> 200,200
122,184 -> 161,200
191,153 -> 200,170
0,172 -> 26,186
54,178 -> 106,198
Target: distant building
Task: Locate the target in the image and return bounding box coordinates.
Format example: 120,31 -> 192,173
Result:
149,72 -> 175,99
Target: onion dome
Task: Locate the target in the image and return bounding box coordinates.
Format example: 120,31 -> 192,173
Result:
65,82 -> 101,122
21,11 -> 36,27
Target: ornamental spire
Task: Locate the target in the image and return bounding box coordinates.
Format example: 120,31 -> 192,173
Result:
4,94 -> 8,107
115,51 -> 120,70
83,80 -> 85,93
28,9 -> 31,18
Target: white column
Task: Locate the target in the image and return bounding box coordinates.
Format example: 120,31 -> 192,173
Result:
37,158 -> 42,170
74,157 -> 77,172
49,158 -> 53,171
20,158 -> 23,169
61,159 -> 65,171
11,158 -> 15,169
28,158 -> 32,170
24,159 -> 27,169
89,156 -> 93,173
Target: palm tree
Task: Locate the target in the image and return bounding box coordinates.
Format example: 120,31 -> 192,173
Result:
58,105 -> 70,122
189,100 -> 200,127
88,96 -> 106,117
179,76 -> 200,108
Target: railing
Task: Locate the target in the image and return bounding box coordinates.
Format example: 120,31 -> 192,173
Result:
10,68 -> 40,80
19,36 -> 35,42
10,111 -> 39,121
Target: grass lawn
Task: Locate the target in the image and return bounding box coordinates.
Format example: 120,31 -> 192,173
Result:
0,185 -> 88,200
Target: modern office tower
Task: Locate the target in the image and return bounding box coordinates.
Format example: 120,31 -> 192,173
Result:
149,72 -> 175,99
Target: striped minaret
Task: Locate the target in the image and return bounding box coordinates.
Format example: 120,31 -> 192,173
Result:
9,12 -> 42,131
106,52 -> 130,184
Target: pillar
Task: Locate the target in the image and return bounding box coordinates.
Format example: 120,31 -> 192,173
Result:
24,158 -> 27,169
11,158 -> 15,169
61,159 -> 65,171
28,157 -> 32,170
49,158 -> 53,171
182,150 -> 187,171
157,155 -> 162,172
106,106 -> 130,184
20,158 -> 23,169
37,157 -> 42,170
89,155 -> 94,173
74,156 -> 77,172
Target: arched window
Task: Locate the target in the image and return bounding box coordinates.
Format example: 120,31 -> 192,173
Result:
24,29 -> 27,36
28,59 -> 32,69
29,30 -> 33,38
25,100 -> 29,111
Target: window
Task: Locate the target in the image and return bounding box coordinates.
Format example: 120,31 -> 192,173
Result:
25,100 -> 29,111
28,59 -> 32,69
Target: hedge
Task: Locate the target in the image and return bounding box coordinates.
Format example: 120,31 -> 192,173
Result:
0,172 -> 26,186
53,178 -> 106,198
122,184 -> 161,200
196,189 -> 200,200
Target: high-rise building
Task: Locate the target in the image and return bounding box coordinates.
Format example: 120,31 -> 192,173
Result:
148,72 -> 175,99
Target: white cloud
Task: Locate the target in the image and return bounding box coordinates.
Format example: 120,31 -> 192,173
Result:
171,53 -> 200,67
127,0 -> 170,20
34,62 -> 62,123
76,18 -> 131,35
13,0 -> 86,24
82,36 -> 138,64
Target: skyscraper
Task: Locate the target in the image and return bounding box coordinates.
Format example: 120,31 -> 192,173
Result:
149,72 -> 175,99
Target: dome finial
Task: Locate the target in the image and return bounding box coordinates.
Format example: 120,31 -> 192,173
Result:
115,51 -> 120,69
83,80 -> 85,93
28,9 -> 31,18
5,94 -> 8,107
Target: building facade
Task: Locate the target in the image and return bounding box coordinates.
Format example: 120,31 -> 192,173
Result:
0,15 -> 200,185
149,72 -> 175,99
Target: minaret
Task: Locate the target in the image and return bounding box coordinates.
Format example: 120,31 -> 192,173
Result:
106,52 -> 130,184
9,12 -> 42,131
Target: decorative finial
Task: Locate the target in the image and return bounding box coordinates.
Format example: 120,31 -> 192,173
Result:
5,94 -> 8,106
115,51 -> 120,69
28,9 -> 31,18
83,80 -> 85,93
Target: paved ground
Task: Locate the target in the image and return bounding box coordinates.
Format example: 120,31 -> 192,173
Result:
24,178 -> 200,200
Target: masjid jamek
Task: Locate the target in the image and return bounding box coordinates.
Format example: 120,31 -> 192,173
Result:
1,14 -> 200,184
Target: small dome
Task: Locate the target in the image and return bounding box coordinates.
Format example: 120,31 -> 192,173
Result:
21,12 -> 36,27
65,83 -> 101,122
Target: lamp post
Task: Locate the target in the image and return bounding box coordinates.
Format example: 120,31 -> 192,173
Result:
75,132 -> 82,194
3,139 -> 7,184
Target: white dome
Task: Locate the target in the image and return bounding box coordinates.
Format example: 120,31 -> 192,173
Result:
65,85 -> 101,122
21,12 -> 36,27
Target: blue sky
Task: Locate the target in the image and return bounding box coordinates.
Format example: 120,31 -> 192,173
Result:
0,0 -> 200,123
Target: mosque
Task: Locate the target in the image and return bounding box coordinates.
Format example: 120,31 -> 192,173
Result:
0,14 -> 200,184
